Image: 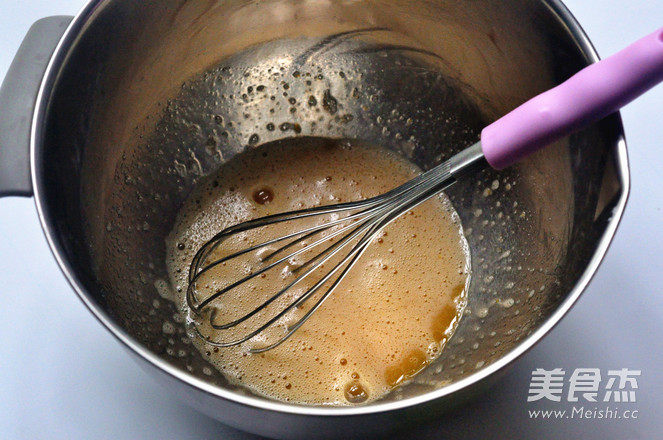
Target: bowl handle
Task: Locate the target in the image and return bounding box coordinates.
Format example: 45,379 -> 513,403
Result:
0,16 -> 73,198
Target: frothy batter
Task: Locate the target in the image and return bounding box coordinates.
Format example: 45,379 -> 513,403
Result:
166,138 -> 470,405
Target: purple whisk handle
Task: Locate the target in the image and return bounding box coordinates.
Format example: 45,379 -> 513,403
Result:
481,27 -> 663,170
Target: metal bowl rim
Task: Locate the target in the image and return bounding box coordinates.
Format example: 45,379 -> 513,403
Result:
29,0 -> 630,417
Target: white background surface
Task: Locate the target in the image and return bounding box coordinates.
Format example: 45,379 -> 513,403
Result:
1,1 -> 661,439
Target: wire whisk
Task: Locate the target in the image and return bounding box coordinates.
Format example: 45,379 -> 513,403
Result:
187,26 -> 663,352
186,143 -> 486,353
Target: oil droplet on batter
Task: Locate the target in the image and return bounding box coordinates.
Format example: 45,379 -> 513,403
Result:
344,382 -> 368,404
385,349 -> 427,387
431,284 -> 465,342
253,187 -> 274,204
431,304 -> 458,343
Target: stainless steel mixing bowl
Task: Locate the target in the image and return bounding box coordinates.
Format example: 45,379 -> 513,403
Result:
0,0 -> 628,438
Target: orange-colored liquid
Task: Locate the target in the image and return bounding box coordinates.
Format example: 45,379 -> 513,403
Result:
166,138 -> 469,405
